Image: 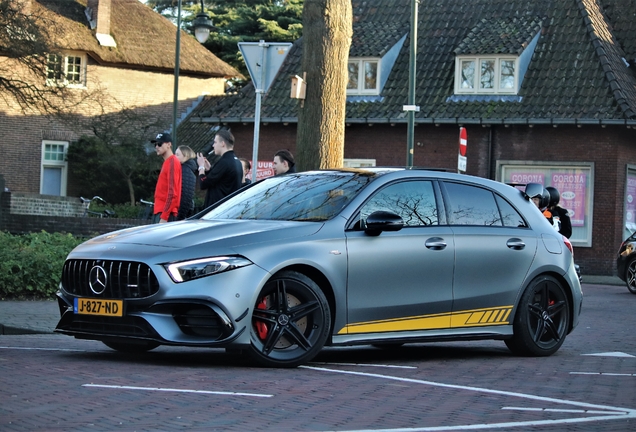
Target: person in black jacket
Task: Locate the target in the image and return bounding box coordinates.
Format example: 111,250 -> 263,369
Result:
196,129 -> 243,209
546,186 -> 572,238
175,145 -> 197,220
273,149 -> 296,175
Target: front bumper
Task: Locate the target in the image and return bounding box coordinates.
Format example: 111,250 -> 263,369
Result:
55,262 -> 270,348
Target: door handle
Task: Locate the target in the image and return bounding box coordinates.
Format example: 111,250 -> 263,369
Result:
425,237 -> 447,250
506,238 -> 526,250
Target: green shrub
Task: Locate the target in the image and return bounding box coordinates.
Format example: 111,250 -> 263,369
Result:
0,231 -> 85,300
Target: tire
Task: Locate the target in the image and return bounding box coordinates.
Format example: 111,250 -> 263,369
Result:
505,275 -> 570,356
626,257 -> 636,294
249,270 -> 331,368
102,340 -> 159,353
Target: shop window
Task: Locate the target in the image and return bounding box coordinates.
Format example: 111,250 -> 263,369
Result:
497,162 -> 594,246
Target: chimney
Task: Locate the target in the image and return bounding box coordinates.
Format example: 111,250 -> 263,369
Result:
86,0 -> 116,47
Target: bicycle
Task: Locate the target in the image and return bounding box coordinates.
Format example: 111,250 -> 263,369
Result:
138,199 -> 154,221
80,196 -> 116,218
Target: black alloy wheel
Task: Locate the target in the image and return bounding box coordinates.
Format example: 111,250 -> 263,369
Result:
626,257 -> 636,294
505,275 -> 570,356
249,270 -> 331,368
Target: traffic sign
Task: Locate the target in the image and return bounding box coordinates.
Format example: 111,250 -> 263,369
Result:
238,41 -> 292,92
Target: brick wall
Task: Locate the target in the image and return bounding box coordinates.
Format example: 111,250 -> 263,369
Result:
0,191 -> 149,236
219,121 -> 636,276
0,56 -> 226,195
6,193 -> 84,217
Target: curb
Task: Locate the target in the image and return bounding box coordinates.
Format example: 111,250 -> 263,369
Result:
0,324 -> 50,336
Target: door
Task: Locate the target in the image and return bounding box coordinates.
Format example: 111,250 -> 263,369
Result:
344,180 -> 455,335
441,181 -> 537,327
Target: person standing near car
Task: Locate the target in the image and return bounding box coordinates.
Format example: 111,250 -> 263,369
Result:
239,157 -> 252,187
175,145 -> 197,220
273,149 -> 296,176
196,129 -> 243,209
546,186 -> 572,238
151,132 -> 182,223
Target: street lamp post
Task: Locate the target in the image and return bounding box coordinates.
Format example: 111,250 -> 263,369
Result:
172,0 -> 215,147
406,0 -> 419,167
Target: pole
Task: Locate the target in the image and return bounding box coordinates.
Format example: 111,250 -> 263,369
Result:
250,41 -> 268,181
172,0 -> 182,147
406,0 -> 418,167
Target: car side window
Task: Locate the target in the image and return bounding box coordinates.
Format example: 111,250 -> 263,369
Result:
495,194 -> 527,228
443,182 -> 502,226
360,181 -> 438,226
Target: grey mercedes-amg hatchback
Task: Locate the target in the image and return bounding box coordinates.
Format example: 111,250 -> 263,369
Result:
55,168 -> 582,367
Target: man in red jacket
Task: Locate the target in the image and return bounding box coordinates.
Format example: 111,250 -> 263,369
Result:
151,132 -> 181,223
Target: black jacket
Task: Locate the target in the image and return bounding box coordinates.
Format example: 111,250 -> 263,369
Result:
199,151 -> 243,209
553,205 -> 572,239
177,159 -> 197,220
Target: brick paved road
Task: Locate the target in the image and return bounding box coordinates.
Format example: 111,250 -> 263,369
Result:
1,283 -> 634,431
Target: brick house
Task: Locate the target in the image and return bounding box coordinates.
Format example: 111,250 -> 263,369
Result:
0,0 -> 240,197
175,0 -> 636,275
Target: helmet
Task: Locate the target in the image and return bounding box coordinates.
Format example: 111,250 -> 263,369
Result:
546,186 -> 560,207
524,183 -> 550,210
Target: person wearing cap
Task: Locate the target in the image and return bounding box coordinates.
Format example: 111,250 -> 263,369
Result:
151,132 -> 182,223
273,149 -> 296,176
196,129 -> 243,209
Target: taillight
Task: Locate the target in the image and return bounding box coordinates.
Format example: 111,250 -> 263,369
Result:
563,235 -> 573,256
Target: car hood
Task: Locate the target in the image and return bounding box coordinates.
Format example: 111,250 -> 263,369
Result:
82,219 -> 323,250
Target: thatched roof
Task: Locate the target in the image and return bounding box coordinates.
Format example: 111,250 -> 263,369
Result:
33,0 -> 241,78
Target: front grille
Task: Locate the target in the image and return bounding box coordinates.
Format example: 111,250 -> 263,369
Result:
62,259 -> 160,299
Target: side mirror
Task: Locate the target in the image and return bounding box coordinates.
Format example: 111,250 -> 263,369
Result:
364,210 -> 404,236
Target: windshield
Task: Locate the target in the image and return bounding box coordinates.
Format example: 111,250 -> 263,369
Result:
202,171 -> 375,221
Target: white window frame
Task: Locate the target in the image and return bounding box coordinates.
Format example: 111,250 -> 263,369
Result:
347,58 -> 381,95
454,56 -> 518,95
40,140 -> 69,196
46,52 -> 87,88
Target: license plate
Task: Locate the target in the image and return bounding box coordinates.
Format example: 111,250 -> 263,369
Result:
74,298 -> 123,317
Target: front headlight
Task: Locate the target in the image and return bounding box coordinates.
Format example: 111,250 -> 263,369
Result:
165,256 -> 253,283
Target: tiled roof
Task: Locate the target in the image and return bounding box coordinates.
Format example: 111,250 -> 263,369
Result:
454,17 -> 543,55
35,0 -> 241,77
182,0 -> 636,130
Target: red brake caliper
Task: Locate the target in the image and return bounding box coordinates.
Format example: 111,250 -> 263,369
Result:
256,298 -> 269,340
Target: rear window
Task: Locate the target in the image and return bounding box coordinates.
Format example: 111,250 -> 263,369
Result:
443,182 -> 526,227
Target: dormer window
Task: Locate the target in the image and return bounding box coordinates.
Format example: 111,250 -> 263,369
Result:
46,52 -> 86,87
452,17 -> 542,98
347,58 -> 380,95
455,56 -> 518,94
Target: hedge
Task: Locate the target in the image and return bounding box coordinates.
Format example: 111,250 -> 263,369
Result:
0,231 -> 85,300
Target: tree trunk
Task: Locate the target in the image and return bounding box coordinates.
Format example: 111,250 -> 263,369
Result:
296,0 -> 352,171
126,176 -> 135,206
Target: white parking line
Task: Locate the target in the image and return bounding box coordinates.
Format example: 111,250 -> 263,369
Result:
582,352 -> 635,358
311,362 -> 417,369
82,384 -> 273,398
302,365 -> 636,431
0,346 -> 87,352
570,372 -> 636,377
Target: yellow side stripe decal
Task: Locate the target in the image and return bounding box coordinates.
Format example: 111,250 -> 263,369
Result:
339,306 -> 513,335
